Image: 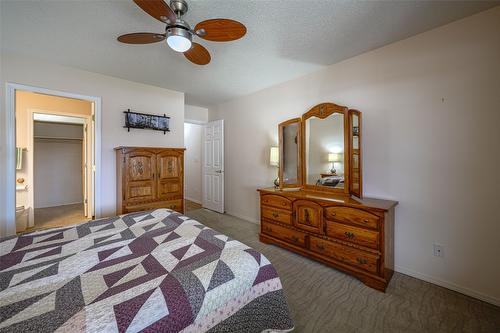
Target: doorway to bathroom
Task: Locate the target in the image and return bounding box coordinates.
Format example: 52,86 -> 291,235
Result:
14,89 -> 97,232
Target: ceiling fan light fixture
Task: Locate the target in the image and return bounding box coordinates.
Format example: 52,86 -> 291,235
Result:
166,27 -> 192,52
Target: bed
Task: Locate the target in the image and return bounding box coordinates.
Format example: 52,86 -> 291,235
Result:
316,175 -> 344,188
0,209 -> 294,333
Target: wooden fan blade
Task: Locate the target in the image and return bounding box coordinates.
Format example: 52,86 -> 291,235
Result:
184,43 -> 211,65
194,19 -> 246,42
117,33 -> 165,44
133,0 -> 176,23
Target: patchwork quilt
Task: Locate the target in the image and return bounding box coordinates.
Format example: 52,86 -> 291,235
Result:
0,209 -> 294,333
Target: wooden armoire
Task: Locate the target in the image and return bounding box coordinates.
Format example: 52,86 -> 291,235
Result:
115,147 -> 185,214
258,103 -> 398,291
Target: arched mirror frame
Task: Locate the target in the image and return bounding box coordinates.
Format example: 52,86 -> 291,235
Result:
278,118 -> 302,188
301,102 -> 350,195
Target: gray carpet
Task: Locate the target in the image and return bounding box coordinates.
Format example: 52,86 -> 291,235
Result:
186,209 -> 500,333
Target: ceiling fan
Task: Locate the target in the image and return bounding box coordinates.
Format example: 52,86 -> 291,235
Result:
118,0 -> 247,65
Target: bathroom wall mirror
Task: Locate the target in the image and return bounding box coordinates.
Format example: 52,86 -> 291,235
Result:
279,118 -> 301,187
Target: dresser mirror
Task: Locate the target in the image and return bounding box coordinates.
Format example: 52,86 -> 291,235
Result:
305,112 -> 345,189
279,118 -> 301,187
277,102 -> 362,197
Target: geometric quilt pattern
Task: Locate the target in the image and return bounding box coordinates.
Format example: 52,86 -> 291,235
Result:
0,209 -> 294,332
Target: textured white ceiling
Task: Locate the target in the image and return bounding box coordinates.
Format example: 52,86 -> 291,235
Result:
1,0 -> 498,107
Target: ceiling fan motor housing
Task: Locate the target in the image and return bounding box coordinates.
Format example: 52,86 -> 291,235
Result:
170,0 -> 188,16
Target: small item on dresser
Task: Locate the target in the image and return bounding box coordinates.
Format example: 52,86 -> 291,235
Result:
269,146 -> 280,188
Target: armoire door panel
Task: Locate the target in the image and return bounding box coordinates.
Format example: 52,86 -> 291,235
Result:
127,181 -> 155,202
158,155 -> 180,179
127,154 -> 155,182
157,180 -> 181,199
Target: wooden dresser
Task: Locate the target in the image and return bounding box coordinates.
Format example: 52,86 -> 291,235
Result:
115,147 -> 185,214
258,188 -> 397,291
260,102 -> 398,291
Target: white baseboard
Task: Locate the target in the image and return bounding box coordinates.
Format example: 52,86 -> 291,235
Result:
395,265 -> 499,306
35,201 -> 84,209
184,197 -> 202,205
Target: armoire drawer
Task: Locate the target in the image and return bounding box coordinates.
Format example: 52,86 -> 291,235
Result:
261,221 -> 305,247
261,194 -> 292,210
124,199 -> 183,214
262,206 -> 292,225
326,221 -> 379,249
309,236 -> 379,274
163,199 -> 183,211
324,207 -> 380,229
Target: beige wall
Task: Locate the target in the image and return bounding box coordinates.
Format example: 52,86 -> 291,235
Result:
185,104 -> 208,124
210,7 -> 500,305
184,123 -> 203,203
0,54 -> 185,236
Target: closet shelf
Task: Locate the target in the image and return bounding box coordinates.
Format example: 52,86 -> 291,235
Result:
34,136 -> 83,141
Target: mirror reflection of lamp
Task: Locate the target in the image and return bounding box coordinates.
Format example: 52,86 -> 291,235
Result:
270,147 -> 280,188
328,153 -> 341,175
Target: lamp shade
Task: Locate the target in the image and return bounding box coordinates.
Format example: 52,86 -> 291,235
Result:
270,147 -> 279,167
328,153 -> 341,162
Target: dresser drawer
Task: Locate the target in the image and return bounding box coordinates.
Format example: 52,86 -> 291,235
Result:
293,200 -> 323,234
261,221 -> 305,247
309,236 -> 379,274
324,207 -> 380,229
261,194 -> 292,210
262,206 -> 292,225
326,221 -> 379,249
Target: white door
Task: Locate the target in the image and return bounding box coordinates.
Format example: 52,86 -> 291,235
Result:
202,120 -> 224,213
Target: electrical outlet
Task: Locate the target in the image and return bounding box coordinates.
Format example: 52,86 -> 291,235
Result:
433,244 -> 444,258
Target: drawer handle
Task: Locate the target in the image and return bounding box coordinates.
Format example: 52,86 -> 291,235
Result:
362,219 -> 369,224
282,202 -> 287,206
344,231 -> 355,239
331,212 -> 336,216
356,257 -> 368,265
288,235 -> 300,243
316,243 -> 325,251
272,212 -> 279,218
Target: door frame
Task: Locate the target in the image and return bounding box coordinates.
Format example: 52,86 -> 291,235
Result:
3,82 -> 102,236
30,111 -> 93,224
